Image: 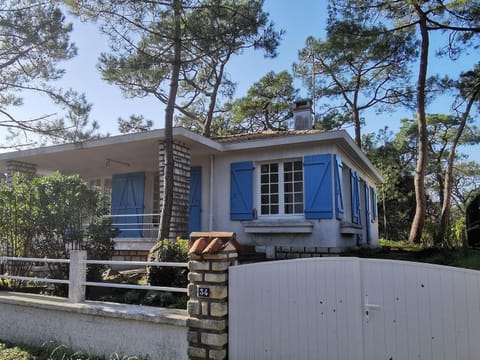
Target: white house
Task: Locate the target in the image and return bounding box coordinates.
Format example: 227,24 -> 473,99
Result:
0,110 -> 383,260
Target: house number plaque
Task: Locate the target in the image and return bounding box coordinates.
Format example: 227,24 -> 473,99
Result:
198,287 -> 210,297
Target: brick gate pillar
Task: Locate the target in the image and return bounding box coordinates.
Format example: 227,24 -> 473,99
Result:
186,232 -> 239,360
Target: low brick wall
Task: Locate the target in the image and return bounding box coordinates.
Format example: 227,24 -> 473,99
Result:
275,246 -> 343,259
113,249 -> 149,261
0,292 -> 188,360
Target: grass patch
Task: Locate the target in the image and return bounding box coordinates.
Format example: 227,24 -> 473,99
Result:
0,340 -> 141,360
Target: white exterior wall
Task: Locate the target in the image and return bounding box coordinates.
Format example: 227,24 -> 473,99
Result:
197,142 -> 380,255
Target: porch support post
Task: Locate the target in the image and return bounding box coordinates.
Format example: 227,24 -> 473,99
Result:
6,160 -> 37,185
187,233 -> 238,360
158,140 -> 191,240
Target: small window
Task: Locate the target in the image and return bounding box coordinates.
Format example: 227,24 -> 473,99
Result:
259,160 -> 303,216
89,178 -> 112,214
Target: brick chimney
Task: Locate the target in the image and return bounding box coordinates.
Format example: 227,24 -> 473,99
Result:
293,100 -> 313,130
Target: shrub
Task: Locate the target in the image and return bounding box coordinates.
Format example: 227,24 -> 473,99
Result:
147,238 -> 189,288
0,173 -> 116,293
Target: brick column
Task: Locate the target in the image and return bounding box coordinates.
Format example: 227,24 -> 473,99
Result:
159,141 -> 191,240
187,233 -> 239,360
6,160 -> 37,185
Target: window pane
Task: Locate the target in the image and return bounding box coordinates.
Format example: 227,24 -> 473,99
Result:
295,193 -> 303,203
295,204 -> 303,213
294,161 -> 302,170
285,204 -> 293,214
284,162 -> 292,171
261,184 -> 269,193
284,183 -> 292,192
294,182 -> 303,192
261,164 -> 269,173
261,174 -> 269,183
261,195 -> 269,204
284,172 -> 292,182
261,205 -> 269,214
271,194 -> 279,204
294,172 -> 303,181
270,184 -> 278,193
271,174 -> 278,183
270,163 -> 278,172
285,193 -> 293,203
271,205 -> 279,214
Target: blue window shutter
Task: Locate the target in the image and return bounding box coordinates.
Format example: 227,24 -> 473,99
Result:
230,161 -> 254,220
304,154 -> 333,219
189,167 -> 202,233
356,174 -> 362,225
371,186 -> 377,220
334,155 -> 344,220
111,172 -> 145,238
364,182 -> 371,244
350,170 -> 361,224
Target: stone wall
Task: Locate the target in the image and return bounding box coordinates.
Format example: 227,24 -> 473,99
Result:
187,235 -> 238,360
159,141 -> 191,240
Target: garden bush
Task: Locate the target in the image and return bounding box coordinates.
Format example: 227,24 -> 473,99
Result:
0,173 -> 116,293
147,238 -> 189,287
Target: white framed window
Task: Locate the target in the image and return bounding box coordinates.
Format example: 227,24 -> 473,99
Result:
88,177 -> 112,214
258,159 -> 304,216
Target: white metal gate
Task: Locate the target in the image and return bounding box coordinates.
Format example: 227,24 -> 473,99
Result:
229,257 -> 480,360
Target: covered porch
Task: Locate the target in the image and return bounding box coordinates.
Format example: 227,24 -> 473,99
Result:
0,129 -> 221,259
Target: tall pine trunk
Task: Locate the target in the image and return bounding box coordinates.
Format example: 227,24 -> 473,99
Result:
409,8 -> 429,243
203,56 -> 229,138
353,107 -> 362,149
439,91 -> 479,245
158,0 -> 182,242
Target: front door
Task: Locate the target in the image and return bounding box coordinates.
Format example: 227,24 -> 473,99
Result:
111,172 -> 145,238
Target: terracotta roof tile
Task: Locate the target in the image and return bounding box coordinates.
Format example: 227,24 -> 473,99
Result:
202,237 -> 225,255
213,129 -> 323,143
189,232 -> 242,256
188,237 -> 208,256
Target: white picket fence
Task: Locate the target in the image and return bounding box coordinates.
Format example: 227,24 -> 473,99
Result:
229,257 -> 480,360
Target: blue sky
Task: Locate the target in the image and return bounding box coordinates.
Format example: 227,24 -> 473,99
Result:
5,1 -> 479,159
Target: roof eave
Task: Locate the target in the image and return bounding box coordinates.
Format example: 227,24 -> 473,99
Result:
220,130 -> 384,185
0,127 -> 223,162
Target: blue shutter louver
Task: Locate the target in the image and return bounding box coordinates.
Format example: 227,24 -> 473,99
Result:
304,154 -> 333,219
371,186 -> 377,221
230,161 -> 254,221
350,169 -> 361,225
111,172 -> 145,238
364,182 -> 371,244
334,155 -> 344,220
